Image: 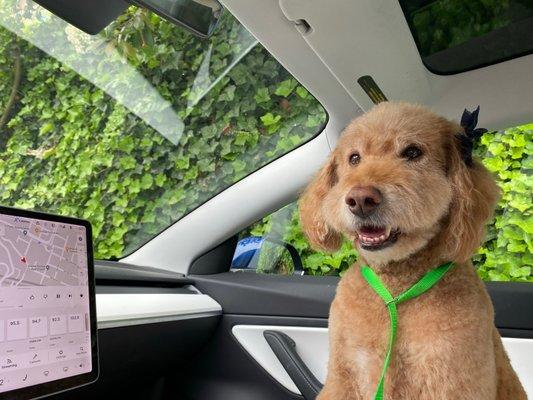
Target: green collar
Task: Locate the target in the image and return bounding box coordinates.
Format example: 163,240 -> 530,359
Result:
360,261 -> 454,400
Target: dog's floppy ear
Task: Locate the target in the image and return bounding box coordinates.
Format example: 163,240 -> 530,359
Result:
444,132 -> 500,263
299,153 -> 342,252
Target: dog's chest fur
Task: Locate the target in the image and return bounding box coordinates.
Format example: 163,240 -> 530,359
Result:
329,265 -> 495,399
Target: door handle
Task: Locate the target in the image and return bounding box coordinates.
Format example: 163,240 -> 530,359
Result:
263,330 -> 323,399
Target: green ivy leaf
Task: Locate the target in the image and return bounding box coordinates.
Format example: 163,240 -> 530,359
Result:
260,112 -> 281,126
296,86 -> 309,99
140,174 -> 153,189
254,87 -> 270,103
39,122 -> 54,134
274,79 -> 297,97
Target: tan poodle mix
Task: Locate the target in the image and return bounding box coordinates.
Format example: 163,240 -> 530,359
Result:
299,102 -> 526,399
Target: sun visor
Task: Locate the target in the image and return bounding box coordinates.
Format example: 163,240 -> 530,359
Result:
33,0 -> 129,35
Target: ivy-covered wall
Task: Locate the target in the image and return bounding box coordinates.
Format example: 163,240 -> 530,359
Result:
475,126 -> 532,281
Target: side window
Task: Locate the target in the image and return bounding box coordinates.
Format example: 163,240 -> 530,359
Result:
231,123 -> 532,282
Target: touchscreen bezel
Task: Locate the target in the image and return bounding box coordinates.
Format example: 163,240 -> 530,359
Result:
0,206 -> 99,400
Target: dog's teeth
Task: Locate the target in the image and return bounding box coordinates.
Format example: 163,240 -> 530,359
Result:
357,227 -> 398,248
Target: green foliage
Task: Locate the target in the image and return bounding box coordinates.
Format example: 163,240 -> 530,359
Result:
475,124 -> 533,282
409,0 -> 510,56
0,3 -> 326,259
246,125 -> 532,281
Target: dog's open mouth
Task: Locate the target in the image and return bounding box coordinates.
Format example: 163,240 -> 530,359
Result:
355,226 -> 400,251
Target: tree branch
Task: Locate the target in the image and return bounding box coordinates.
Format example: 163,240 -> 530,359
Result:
0,48 -> 22,132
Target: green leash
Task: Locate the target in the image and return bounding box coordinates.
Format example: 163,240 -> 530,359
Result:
360,261 -> 454,400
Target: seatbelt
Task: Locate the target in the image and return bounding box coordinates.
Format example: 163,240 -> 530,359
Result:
360,261 -> 454,400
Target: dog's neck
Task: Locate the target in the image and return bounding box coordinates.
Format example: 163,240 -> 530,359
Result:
359,225 -> 465,292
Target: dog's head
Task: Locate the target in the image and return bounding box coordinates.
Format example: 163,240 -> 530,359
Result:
299,102 -> 500,266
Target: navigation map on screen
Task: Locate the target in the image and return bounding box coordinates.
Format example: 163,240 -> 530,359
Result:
0,212 -> 92,393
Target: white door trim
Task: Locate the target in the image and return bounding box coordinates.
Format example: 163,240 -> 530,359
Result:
232,325 -> 533,396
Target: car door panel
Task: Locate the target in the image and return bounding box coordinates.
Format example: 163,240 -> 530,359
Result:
232,325 -> 533,397
192,273 -> 533,332
232,325 -> 328,395
177,315 -> 326,400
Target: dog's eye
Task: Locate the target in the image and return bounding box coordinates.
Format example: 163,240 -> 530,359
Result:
349,153 -> 361,165
401,146 -> 423,160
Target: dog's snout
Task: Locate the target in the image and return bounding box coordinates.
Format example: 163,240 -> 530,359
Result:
345,186 -> 382,217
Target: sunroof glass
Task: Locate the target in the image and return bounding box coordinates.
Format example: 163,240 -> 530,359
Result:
399,0 -> 533,74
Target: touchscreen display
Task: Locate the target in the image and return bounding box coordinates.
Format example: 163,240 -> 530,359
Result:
0,212 -> 93,393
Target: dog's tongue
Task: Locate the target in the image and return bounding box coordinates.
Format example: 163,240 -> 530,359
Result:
359,226 -> 386,237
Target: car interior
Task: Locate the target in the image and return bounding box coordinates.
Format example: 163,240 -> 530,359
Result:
0,0 -> 531,399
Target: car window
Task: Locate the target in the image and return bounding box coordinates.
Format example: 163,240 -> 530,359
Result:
398,0 -> 533,74
232,123 -> 532,282
0,0 -> 327,259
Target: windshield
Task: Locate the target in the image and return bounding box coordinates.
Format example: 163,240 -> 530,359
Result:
0,0 -> 327,259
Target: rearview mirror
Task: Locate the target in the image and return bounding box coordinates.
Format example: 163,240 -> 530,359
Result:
129,0 -> 224,38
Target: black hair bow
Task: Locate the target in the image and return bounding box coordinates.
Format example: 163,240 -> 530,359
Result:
455,106 -> 487,167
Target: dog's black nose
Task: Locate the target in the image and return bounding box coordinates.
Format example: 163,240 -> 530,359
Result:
345,186 -> 382,217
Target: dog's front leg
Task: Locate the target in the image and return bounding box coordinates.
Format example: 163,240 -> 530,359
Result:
317,339 -> 366,399
316,383 -> 349,400
317,365 -> 363,400
400,324 -> 499,400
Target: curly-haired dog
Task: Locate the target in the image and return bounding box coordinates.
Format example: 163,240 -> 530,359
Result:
299,102 -> 526,399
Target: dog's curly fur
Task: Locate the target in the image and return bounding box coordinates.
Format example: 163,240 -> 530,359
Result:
299,102 -> 526,399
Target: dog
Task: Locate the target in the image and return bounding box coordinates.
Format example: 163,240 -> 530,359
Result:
299,102 -> 526,399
